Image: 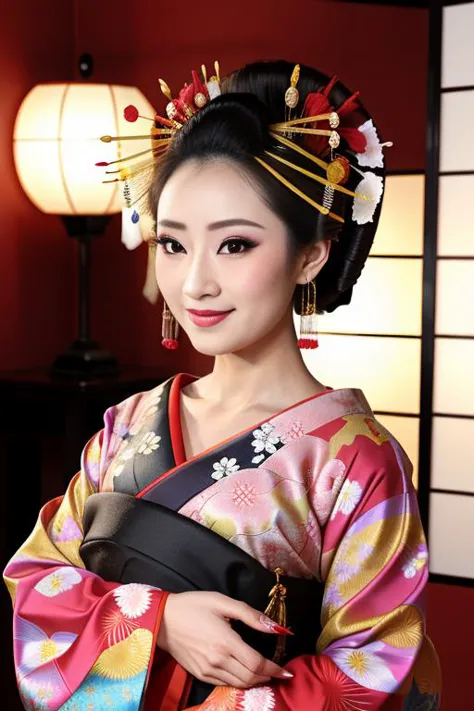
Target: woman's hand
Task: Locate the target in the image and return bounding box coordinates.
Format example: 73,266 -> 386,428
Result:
157,591 -> 294,688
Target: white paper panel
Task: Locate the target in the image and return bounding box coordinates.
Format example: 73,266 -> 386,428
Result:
371,175 -> 424,256
375,415 -> 419,488
432,417 -> 474,493
442,3 -> 474,88
319,258 -> 422,336
429,493 -> 474,577
438,175 -> 474,256
433,338 -> 474,415
440,91 -> 474,172
302,334 -> 421,414
435,261 -> 474,335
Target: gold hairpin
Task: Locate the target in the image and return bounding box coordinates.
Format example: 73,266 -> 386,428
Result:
276,112 -> 340,129
263,151 -> 368,202
272,108 -> 340,149
255,156 -> 344,223
285,64 -> 301,125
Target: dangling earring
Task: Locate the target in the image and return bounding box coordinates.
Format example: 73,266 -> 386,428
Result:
297,277 -> 319,349
161,300 -> 179,350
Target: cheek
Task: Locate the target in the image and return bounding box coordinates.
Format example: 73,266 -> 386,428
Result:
155,256 -> 177,292
237,248 -> 292,297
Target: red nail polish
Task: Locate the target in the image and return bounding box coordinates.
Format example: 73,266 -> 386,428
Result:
271,623 -> 294,636
259,614 -> 294,635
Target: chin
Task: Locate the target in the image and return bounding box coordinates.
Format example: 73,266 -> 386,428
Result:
188,330 -> 265,357
188,339 -> 240,357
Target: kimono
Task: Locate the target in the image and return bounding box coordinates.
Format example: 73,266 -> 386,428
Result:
4,371 -> 441,710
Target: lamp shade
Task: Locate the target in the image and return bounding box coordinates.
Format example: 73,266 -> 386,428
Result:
13,82 -> 155,215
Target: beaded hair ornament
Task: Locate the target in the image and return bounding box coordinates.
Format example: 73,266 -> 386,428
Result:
97,61 -> 391,347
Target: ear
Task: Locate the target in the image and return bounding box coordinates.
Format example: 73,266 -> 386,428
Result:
295,239 -> 332,285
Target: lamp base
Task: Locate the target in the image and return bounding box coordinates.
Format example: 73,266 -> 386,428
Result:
51,339 -> 120,380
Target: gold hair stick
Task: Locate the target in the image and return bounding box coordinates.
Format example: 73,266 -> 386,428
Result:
264,152 -> 369,201
272,126 -> 334,138
255,157 -> 344,223
100,134 -> 170,143
272,112 -> 339,129
270,132 -> 328,171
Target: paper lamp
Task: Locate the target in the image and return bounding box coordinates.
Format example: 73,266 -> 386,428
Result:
14,80 -> 155,378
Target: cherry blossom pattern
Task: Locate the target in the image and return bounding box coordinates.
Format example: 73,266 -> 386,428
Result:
211,456 -> 240,481
111,444 -> 136,479
15,617 -> 78,681
326,641 -> 397,693
113,583 -> 154,619
136,431 -> 161,455
330,478 -> 363,520
111,430 -> 161,479
34,567 -> 82,597
402,543 -> 428,579
129,390 -> 163,436
251,422 -> 281,464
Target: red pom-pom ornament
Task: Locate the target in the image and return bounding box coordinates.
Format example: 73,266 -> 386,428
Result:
124,105 -> 139,122
161,338 -> 179,350
297,338 -> 319,349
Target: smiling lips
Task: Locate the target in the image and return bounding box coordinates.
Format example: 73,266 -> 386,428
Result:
186,309 -> 234,327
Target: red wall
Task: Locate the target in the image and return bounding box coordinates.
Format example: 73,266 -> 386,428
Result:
0,2 -> 76,370
427,582 -> 474,709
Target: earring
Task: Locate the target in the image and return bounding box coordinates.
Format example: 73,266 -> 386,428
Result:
297,277 -> 319,349
161,300 -> 179,350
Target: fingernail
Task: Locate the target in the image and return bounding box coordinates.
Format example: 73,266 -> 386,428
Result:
279,671 -> 294,678
259,615 -> 294,635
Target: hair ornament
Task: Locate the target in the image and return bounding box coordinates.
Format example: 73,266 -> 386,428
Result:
265,73 -> 391,225
356,119 -> 393,169
96,61 -> 390,256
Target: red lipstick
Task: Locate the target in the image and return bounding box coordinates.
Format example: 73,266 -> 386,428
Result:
186,309 -> 234,327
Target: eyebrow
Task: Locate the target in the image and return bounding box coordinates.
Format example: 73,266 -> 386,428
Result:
157,218 -> 265,231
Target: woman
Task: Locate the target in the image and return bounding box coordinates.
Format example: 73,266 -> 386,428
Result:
4,60 -> 441,710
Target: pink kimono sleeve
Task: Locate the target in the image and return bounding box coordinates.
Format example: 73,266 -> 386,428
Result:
189,434 -> 441,710
3,404 -> 169,711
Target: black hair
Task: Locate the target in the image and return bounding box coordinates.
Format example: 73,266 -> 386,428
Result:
149,59 -> 386,314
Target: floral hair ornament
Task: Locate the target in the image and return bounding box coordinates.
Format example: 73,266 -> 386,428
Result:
259,68 -> 392,225
95,62 -> 222,304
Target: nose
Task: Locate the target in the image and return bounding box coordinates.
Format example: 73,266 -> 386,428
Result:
182,250 -> 221,300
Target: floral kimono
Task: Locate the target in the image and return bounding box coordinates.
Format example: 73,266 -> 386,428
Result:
4,372 -> 441,710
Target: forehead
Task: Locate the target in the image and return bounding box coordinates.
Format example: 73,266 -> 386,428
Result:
157,159 -> 279,226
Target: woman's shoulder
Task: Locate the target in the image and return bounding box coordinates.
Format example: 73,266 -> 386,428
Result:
325,404 -> 415,492
107,374 -> 174,428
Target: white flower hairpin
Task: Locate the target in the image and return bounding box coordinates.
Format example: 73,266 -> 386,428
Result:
352,171 -> 385,225
356,119 -> 393,169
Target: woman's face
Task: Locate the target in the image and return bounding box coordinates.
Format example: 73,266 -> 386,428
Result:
155,159 -> 308,356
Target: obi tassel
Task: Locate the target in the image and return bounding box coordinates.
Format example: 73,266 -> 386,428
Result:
264,567 -> 288,663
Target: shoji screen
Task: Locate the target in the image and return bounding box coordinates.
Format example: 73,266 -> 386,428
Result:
428,1 -> 474,581
302,174 -> 425,488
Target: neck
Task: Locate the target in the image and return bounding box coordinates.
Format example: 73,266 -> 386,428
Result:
200,308 -> 326,410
